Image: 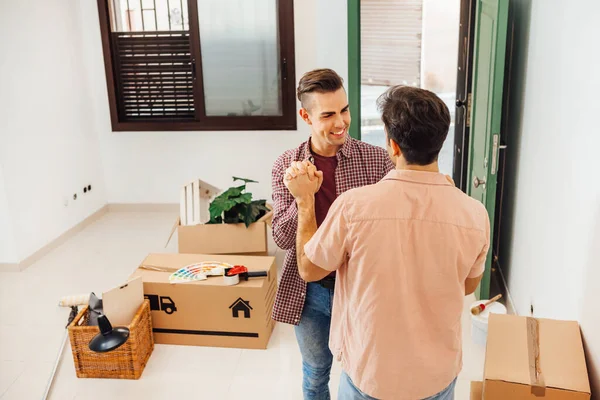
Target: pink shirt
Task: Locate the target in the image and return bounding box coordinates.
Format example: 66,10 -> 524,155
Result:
304,169 -> 490,399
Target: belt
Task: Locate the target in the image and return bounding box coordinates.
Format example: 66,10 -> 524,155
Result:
317,276 -> 336,290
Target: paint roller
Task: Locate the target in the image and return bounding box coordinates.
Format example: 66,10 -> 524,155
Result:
58,293 -> 91,307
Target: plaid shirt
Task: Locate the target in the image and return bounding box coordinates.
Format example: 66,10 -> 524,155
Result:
271,136 -> 395,325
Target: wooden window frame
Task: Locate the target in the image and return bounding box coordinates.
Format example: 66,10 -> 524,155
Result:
97,0 -> 297,132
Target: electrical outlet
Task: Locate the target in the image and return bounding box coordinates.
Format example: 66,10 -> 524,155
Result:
88,184 -> 92,192
73,193 -> 77,201
83,187 -> 87,193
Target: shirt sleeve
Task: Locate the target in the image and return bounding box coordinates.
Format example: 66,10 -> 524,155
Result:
468,209 -> 491,278
271,154 -> 298,250
304,195 -> 349,271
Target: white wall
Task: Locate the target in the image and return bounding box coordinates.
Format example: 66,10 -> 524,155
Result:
503,0 -> 600,393
0,0 -> 348,263
0,0 -> 108,263
78,0 -> 348,205
0,163 -> 17,264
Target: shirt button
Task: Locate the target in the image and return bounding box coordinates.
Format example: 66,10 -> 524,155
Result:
301,292 -> 305,297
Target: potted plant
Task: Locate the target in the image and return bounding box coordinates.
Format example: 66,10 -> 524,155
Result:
207,177 -> 270,228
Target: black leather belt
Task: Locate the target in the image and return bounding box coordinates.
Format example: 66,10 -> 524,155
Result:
317,276 -> 336,290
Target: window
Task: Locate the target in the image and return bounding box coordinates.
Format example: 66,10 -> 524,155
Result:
97,0 -> 296,131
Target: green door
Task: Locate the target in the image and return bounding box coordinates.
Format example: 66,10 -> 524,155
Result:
467,0 -> 509,299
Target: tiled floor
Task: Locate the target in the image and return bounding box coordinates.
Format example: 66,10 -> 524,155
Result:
0,211 -> 485,399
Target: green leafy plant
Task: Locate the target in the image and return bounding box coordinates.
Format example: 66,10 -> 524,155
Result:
207,177 -> 270,227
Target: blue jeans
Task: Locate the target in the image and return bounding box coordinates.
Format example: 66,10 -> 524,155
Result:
339,371 -> 457,400
294,282 -> 334,400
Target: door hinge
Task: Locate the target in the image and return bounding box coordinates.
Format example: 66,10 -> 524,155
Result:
466,92 -> 472,127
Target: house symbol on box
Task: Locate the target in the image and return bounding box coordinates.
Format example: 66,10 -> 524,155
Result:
229,298 -> 253,319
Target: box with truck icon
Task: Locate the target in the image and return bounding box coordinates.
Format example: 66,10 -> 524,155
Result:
130,253 -> 277,349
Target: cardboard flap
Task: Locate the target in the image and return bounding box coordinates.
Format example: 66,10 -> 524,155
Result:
485,314 -> 532,386
257,210 -> 273,226
485,314 -> 591,394
102,276 -> 144,326
470,381 -> 483,400
165,217 -> 180,248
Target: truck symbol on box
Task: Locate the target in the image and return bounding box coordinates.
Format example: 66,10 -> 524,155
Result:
145,294 -> 177,314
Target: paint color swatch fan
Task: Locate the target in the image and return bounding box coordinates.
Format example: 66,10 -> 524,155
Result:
168,262 -> 232,283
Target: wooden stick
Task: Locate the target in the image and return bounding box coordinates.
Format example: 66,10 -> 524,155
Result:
471,294 -> 503,315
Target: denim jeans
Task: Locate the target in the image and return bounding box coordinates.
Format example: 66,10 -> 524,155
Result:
294,282 -> 335,400
338,371 -> 457,400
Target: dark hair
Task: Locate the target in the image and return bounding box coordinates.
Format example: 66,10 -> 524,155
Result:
297,68 -> 344,108
377,86 -> 450,165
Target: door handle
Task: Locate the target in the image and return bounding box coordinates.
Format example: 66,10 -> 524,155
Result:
456,99 -> 466,107
473,176 -> 486,189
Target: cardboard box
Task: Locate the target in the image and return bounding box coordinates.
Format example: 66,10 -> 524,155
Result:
167,179 -> 272,255
171,219 -> 271,255
130,253 -> 277,349
483,313 -> 591,400
470,381 -> 483,399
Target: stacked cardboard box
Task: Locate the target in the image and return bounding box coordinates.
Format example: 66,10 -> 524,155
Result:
133,178 -> 278,349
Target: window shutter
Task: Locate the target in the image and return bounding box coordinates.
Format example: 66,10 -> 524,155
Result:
361,0 -> 423,87
111,31 -> 195,121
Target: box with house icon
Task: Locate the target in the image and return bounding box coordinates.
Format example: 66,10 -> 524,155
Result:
129,253 -> 277,349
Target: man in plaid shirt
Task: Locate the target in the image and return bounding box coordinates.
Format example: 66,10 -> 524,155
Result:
271,68 -> 394,400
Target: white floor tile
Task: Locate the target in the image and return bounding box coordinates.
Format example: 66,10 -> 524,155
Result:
1,361 -> 55,400
0,361 -> 25,398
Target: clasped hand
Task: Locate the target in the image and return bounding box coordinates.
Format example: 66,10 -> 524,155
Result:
283,160 -> 323,200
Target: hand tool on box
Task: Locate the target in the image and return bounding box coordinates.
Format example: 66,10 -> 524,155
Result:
471,294 -> 503,316
223,265 -> 268,286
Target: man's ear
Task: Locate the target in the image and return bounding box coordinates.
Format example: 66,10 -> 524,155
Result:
389,138 -> 401,157
299,108 -> 312,125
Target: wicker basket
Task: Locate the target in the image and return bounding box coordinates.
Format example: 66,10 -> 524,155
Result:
68,299 -> 154,379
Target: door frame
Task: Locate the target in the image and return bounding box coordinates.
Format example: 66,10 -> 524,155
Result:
453,0 -> 478,193
347,0 -> 475,173
348,0 -> 361,140
347,0 -> 505,300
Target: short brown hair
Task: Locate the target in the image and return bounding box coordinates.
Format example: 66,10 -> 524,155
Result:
377,86 -> 450,165
297,68 -> 344,108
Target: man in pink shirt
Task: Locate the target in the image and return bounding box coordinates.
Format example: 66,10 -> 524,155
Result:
284,86 -> 490,399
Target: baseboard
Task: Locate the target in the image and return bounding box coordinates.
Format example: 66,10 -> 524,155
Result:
108,203 -> 179,213
0,263 -> 21,272
7,205 -> 109,272
4,203 -> 179,273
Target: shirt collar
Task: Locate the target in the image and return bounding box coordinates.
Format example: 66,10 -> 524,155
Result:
382,169 -> 454,186
304,135 -> 354,160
